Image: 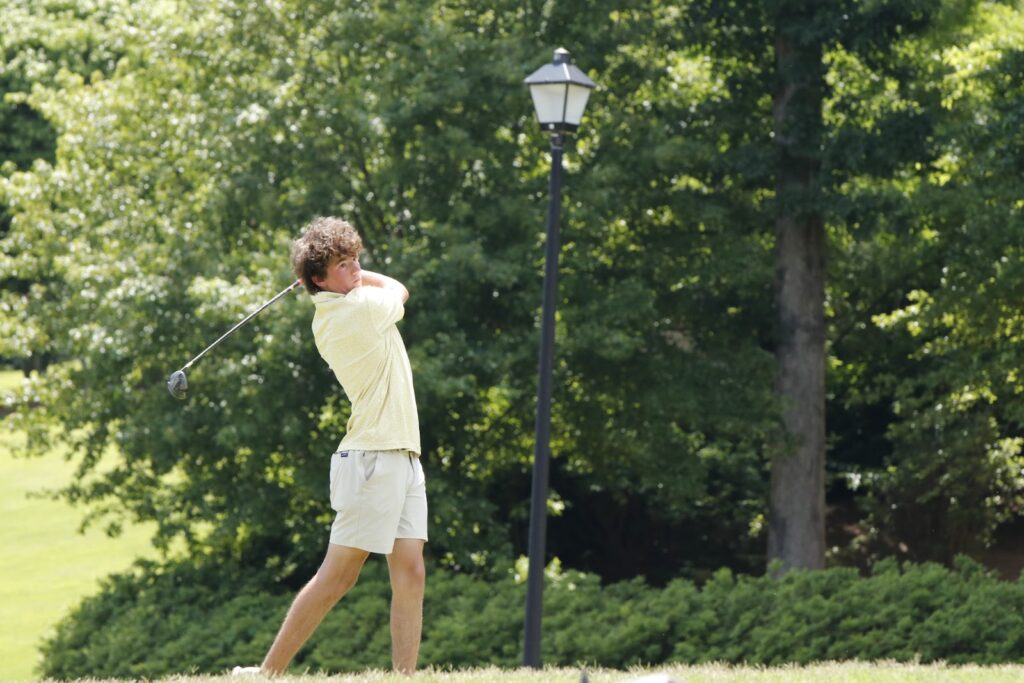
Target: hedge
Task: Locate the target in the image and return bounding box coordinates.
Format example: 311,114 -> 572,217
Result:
39,555 -> 1024,678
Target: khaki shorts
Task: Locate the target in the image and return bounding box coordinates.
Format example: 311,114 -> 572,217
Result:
328,449 -> 428,554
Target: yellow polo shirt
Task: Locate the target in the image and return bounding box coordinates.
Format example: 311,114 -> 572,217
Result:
311,286 -> 420,455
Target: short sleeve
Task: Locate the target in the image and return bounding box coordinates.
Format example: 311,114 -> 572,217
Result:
357,286 -> 404,333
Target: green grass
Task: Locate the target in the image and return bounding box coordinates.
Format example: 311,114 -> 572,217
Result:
0,370 -> 158,682
34,663 -> 1024,682
0,365 -> 23,393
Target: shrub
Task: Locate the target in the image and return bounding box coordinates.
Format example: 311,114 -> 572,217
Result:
39,559 -> 288,679
40,555 -> 1024,678
668,557 -> 1024,665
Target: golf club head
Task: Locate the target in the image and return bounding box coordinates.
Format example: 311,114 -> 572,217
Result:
167,370 -> 189,400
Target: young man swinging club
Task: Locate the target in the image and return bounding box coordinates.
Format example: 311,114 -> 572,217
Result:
234,216 -> 427,676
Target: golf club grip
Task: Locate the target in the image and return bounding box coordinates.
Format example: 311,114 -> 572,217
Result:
184,279 -> 302,370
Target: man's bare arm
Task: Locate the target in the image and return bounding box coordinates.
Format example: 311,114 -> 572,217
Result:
361,270 -> 409,303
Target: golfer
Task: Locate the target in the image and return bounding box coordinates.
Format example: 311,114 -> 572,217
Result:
235,216 -> 427,676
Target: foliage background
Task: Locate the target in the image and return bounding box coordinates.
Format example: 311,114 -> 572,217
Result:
4,0 -> 1024,675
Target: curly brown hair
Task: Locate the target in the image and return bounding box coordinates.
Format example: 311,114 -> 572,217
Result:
291,216 -> 364,294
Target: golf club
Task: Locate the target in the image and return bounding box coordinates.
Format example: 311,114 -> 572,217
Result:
167,279 -> 302,399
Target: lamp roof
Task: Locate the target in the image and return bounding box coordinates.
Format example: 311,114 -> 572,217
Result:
523,48 -> 596,89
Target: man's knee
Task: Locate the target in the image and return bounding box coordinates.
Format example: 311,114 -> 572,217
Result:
334,570 -> 359,597
400,559 -> 426,586
314,564 -> 359,600
390,556 -> 425,591
314,546 -> 368,600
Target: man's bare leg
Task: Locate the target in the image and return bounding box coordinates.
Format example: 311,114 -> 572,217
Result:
386,539 -> 426,674
261,543 -> 369,675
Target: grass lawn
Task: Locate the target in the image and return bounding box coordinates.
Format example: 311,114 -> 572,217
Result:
36,663 -> 1024,682
0,366 -> 23,394
0,370 -> 158,682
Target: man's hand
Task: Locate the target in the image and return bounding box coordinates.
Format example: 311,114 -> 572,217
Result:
360,270 -> 409,303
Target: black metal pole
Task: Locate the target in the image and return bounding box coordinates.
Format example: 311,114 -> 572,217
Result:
523,134 -> 564,668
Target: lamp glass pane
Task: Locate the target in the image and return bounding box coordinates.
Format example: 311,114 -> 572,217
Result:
563,84 -> 592,126
529,83 -> 568,124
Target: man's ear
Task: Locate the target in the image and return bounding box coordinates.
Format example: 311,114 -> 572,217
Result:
311,273 -> 325,289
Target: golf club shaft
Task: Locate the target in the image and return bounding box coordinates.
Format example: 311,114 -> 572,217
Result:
181,279 -> 302,371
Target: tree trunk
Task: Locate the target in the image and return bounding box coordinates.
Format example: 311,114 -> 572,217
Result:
767,13 -> 826,572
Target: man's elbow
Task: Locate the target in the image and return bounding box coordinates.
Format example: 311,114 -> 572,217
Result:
389,280 -> 409,303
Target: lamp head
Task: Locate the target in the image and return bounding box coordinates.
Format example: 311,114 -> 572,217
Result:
524,48 -> 596,134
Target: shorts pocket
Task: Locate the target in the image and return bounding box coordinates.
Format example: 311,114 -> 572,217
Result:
362,452 -> 378,481
329,451 -> 359,511
411,456 -> 426,487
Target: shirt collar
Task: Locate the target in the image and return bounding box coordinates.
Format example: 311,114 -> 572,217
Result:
311,290 -> 345,305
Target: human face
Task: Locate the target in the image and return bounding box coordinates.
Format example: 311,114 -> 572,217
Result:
313,254 -> 362,294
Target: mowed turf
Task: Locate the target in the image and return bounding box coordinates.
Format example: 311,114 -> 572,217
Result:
0,370 -> 158,682
40,663 -> 1024,682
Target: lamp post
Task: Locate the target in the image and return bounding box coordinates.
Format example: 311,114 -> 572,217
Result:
522,47 -> 595,669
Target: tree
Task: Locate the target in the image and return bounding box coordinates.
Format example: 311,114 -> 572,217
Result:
1,0 -> 783,584
767,0 -> 828,570
829,1 -> 1024,564
4,0 -> 1022,590
0,0 -> 134,371
677,0 -> 991,571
